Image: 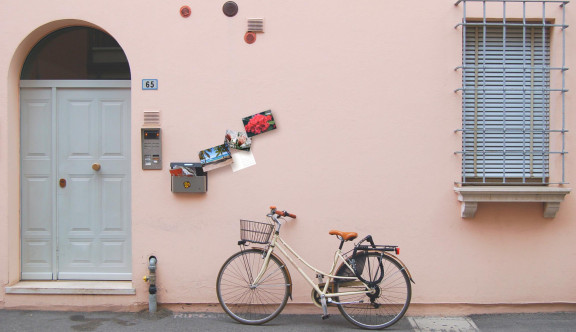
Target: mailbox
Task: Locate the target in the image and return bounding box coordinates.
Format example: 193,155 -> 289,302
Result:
170,162 -> 207,193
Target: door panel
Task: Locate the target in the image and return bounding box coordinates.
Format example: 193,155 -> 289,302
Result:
20,84 -> 131,280
57,88 -> 131,280
20,88 -> 54,280
101,101 -> 126,156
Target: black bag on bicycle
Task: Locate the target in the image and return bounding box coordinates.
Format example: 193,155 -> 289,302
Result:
349,236 -> 385,287
340,253 -> 367,278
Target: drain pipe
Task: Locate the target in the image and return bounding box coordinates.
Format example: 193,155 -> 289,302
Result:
143,256 -> 157,313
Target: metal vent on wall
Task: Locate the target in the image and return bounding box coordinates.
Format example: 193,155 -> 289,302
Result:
247,18 -> 264,32
143,110 -> 160,126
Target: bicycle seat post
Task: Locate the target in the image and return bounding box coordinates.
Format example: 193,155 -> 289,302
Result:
334,235 -> 346,250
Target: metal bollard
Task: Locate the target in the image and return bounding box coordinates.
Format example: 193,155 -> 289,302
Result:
143,256 -> 157,313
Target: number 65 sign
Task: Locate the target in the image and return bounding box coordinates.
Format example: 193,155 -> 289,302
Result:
142,79 -> 158,90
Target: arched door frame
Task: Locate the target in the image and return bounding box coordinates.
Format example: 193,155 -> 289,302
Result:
6,20 -> 132,283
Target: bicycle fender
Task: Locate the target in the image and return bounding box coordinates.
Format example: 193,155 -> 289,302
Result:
253,247 -> 294,300
382,252 -> 415,284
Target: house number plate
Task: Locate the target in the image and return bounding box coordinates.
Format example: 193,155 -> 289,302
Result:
142,79 -> 158,90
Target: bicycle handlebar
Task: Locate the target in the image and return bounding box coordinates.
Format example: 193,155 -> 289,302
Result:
276,210 -> 297,218
269,206 -> 296,219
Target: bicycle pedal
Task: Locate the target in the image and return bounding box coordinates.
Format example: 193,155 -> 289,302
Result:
321,314 -> 331,320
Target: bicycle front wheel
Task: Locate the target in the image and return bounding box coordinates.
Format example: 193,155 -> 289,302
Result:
334,252 -> 411,330
216,248 -> 290,325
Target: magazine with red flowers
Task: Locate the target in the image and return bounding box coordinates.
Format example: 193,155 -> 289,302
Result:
242,110 -> 276,138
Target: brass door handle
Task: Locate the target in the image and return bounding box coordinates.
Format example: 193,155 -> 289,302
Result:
92,163 -> 101,171
59,179 -> 66,188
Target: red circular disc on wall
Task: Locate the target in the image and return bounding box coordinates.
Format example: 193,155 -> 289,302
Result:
244,32 -> 256,44
180,6 -> 191,18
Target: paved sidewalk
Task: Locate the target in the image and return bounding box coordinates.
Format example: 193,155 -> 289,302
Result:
0,310 -> 575,331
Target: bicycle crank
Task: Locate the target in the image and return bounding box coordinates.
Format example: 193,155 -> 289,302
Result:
320,295 -> 330,320
310,284 -> 334,308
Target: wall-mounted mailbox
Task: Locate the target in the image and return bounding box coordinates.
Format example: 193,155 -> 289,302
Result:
170,162 -> 207,193
142,128 -> 162,170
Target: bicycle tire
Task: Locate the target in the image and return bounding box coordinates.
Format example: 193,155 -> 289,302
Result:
216,248 -> 290,325
334,252 -> 411,330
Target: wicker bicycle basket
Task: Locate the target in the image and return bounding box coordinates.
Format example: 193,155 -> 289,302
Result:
240,219 -> 274,244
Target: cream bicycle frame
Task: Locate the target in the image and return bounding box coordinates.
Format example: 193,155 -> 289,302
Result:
250,216 -> 372,302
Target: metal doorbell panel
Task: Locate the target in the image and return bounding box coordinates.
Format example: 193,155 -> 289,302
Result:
141,128 -> 162,170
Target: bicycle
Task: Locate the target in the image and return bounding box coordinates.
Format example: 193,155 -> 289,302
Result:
216,206 -> 415,330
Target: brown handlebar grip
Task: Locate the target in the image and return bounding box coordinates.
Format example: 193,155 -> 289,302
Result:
275,210 -> 296,218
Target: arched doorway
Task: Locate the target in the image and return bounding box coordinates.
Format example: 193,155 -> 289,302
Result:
20,27 -> 132,280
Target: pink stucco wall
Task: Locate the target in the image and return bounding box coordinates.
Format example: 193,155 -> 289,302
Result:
1,0 -> 575,312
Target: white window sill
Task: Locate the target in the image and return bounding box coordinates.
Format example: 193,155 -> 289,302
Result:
454,186 -> 571,218
5,281 -> 135,295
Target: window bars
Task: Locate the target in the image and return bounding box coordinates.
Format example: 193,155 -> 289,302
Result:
454,0 -> 569,185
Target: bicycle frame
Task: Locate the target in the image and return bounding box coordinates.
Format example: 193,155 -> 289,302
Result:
249,215 -> 373,305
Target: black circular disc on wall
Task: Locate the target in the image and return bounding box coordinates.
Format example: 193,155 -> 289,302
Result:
223,1 -> 238,17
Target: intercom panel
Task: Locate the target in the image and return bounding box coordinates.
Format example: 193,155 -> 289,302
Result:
141,128 -> 162,170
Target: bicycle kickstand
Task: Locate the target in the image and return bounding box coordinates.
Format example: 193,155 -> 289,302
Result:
320,295 -> 330,320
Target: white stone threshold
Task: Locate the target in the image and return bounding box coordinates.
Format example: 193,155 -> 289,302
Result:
454,186 -> 571,218
5,281 -> 135,295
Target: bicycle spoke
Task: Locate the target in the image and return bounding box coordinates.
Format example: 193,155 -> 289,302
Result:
335,253 -> 411,329
217,249 -> 289,325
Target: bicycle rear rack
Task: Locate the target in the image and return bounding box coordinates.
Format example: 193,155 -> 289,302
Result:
355,244 -> 398,252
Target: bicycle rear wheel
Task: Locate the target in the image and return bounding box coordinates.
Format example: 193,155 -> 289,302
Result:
216,248 -> 290,325
334,252 -> 411,330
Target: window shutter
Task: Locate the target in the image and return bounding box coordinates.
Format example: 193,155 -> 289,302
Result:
462,24 -> 550,183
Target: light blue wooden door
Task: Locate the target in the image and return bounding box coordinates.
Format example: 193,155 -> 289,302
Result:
20,82 -> 131,280
20,87 -> 54,280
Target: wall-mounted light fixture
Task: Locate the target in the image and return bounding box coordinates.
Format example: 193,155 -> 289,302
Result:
223,1 -> 238,17
180,6 -> 191,18
244,32 -> 257,44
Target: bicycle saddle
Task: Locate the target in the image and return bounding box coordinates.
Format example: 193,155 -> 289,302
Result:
329,230 -> 358,241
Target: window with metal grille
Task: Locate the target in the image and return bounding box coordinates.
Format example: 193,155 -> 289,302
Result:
455,0 -> 568,185
463,23 -> 550,183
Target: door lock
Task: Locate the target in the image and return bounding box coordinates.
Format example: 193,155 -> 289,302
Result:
92,163 -> 101,171
59,179 -> 66,188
